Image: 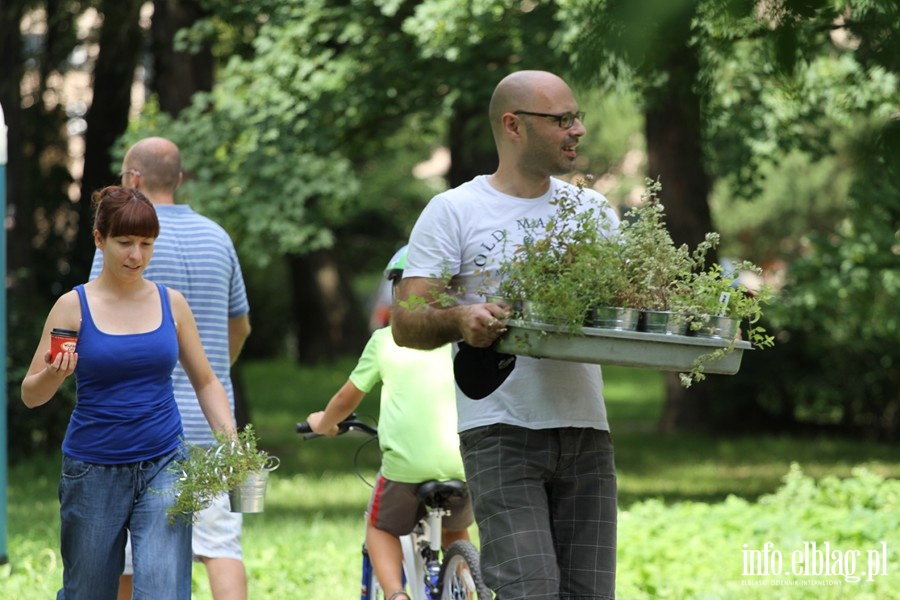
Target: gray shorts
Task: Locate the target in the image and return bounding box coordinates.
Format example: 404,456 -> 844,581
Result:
123,493 -> 242,574
459,424 -> 617,599
366,472 -> 474,537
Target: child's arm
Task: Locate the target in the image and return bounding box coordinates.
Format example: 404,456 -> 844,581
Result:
307,380 -> 366,436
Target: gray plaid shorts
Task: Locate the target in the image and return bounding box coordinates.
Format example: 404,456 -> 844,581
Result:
459,424 -> 617,599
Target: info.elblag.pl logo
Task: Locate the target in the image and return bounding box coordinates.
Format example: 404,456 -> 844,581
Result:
742,541 -> 890,585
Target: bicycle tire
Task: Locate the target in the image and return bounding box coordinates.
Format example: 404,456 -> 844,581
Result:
437,540 -> 491,599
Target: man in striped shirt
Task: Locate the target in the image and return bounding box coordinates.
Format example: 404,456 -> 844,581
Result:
91,137 -> 252,600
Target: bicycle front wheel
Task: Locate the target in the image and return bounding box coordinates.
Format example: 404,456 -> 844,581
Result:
437,540 -> 491,599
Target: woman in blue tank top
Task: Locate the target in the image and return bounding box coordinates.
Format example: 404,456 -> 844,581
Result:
21,186 -> 237,600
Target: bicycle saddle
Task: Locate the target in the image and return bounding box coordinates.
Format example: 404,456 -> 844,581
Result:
416,479 -> 468,507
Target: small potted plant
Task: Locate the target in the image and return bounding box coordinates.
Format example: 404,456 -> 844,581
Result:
581,232 -> 640,330
670,261 -> 776,387
167,424 -> 279,523
615,180 -> 720,334
674,260 -> 774,341
496,177 -> 619,332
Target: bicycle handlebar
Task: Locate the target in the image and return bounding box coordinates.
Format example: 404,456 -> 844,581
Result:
295,414 -> 378,440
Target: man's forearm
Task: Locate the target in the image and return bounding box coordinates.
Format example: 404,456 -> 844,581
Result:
391,304 -> 463,350
228,314 -> 251,364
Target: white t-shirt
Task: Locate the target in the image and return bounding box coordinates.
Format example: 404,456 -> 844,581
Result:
404,175 -> 621,433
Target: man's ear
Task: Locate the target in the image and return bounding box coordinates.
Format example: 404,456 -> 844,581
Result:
501,112 -> 523,139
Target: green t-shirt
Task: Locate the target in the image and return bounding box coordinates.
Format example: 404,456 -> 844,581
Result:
349,327 -> 465,483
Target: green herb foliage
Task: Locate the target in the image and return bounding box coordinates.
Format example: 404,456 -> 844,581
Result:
496,176 -> 620,331
496,177 -> 775,386
168,424 -> 278,523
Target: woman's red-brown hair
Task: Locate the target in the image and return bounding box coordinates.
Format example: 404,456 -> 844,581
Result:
91,186 -> 160,239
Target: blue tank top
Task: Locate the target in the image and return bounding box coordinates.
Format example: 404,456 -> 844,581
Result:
64,283 -> 184,463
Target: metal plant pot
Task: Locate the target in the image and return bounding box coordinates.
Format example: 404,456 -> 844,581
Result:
639,310 -> 689,335
229,471 -> 269,513
591,306 -> 640,331
691,315 -> 741,340
228,457 -> 280,513
521,300 -> 563,325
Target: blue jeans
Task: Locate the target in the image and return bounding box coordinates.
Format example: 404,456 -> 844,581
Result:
57,445 -> 192,600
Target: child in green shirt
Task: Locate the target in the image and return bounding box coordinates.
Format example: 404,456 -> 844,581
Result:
306,245 -> 473,600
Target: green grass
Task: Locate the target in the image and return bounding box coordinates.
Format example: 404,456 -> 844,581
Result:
600,366 -> 900,506
4,360 -> 899,598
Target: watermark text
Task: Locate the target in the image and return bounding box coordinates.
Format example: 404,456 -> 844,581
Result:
741,541 -> 889,583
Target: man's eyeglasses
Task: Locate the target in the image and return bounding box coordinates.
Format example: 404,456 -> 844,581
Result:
118,168 -> 141,178
513,110 -> 585,129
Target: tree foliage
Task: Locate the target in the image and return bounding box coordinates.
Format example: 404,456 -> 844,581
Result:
562,0 -> 899,436
709,1 -> 900,438
144,0 -> 570,265
7,0 -> 900,442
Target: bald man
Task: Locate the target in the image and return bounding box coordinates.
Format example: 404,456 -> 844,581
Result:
392,71 -> 619,598
91,137 -> 252,600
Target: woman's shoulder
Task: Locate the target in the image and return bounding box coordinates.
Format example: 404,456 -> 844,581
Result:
162,283 -> 188,306
46,288 -> 83,330
54,288 -> 82,309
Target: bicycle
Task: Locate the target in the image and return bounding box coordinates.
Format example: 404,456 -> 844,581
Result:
296,415 -> 492,599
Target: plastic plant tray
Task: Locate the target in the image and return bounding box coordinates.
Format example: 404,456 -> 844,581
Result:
496,319 -> 752,375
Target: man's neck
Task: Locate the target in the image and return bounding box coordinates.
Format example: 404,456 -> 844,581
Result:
140,190 -> 176,206
487,169 -> 550,199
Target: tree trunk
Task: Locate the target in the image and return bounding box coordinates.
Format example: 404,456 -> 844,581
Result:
644,42 -> 718,433
289,249 -> 368,364
74,0 -> 145,285
149,0 -> 214,117
447,100 -> 498,187
1,0 -> 27,287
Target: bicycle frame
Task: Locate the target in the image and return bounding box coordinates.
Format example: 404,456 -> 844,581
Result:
406,504 -> 447,600
364,491 -> 452,599
297,416 -> 490,600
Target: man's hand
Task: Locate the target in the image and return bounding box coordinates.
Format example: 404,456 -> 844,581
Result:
458,302 -> 511,348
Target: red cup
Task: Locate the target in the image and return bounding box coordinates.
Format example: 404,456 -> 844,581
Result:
50,328 -> 79,361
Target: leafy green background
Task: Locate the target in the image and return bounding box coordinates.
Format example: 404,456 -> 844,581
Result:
5,361 -> 899,598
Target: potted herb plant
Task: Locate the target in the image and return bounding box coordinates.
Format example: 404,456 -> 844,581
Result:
614,180 -> 721,334
674,261 -> 774,340
496,177 -> 619,332
669,260 -> 776,386
167,424 -> 279,523
493,176 -> 775,388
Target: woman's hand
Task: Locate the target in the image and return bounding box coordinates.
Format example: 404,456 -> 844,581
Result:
45,349 -> 78,378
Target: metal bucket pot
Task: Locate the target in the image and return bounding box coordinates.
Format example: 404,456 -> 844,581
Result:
229,470 -> 269,513
639,310 -> 688,335
691,315 -> 741,340
229,457 -> 279,513
592,307 -> 640,331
